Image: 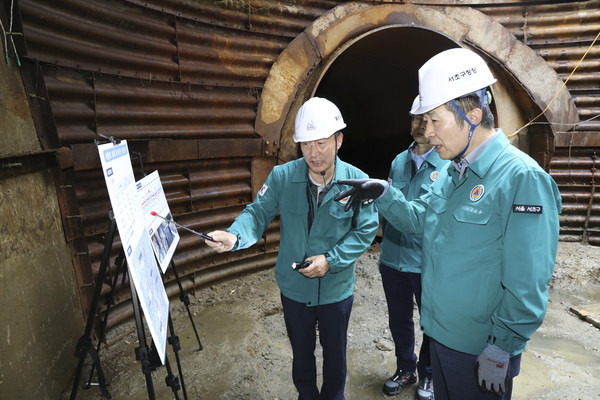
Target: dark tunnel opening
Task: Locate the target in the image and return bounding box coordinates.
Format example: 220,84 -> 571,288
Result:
315,27 -> 459,179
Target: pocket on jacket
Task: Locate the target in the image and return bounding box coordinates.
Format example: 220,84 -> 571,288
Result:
452,205 -> 491,225
428,193 -> 448,215
329,202 -> 355,219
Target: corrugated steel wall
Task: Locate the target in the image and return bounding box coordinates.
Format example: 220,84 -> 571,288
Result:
10,0 -> 600,331
15,0 -> 341,329
479,0 -> 600,244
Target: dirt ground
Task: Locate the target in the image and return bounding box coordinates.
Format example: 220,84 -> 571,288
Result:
67,241 -> 600,400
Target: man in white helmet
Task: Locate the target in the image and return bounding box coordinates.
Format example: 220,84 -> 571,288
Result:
334,48 -> 561,400
379,96 -> 448,399
204,97 -> 379,399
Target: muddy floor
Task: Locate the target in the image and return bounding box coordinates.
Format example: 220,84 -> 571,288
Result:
67,241 -> 600,400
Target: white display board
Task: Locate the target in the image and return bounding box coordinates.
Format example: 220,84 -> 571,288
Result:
137,170 -> 180,273
97,140 -> 169,364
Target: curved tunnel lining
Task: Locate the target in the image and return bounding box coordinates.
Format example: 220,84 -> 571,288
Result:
256,3 -> 579,179
312,26 -> 463,178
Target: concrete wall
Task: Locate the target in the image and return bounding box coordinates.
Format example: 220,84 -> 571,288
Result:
0,57 -> 83,399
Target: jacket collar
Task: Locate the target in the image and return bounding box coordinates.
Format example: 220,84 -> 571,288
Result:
464,129 -> 509,179
291,156 -> 344,183
404,143 -> 447,171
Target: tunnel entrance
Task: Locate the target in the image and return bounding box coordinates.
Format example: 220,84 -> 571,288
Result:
314,27 -> 466,179
257,3 -> 578,180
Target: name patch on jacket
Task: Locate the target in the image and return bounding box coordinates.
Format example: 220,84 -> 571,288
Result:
513,204 -> 543,214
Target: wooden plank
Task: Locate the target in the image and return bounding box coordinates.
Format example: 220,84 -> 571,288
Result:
570,303 -> 600,330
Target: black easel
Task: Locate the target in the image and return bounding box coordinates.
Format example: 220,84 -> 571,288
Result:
128,263 -> 188,400
69,215 -> 188,400
128,269 -> 158,399
71,142 -> 197,399
171,259 -> 203,351
131,149 -> 202,353
83,250 -> 127,391
70,216 -> 117,400
132,148 -> 200,398
129,272 -> 183,400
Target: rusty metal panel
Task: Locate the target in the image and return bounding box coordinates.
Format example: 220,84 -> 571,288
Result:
14,0 -> 600,334
551,146 -> 600,245
480,1 -> 600,131
123,0 -> 336,37
41,69 -> 260,146
20,0 -> 316,87
480,1 -> 600,245
20,0 -> 178,81
17,0 -> 344,327
174,17 -> 289,87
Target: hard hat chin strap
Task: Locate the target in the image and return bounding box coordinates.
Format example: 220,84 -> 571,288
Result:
451,88 -> 487,162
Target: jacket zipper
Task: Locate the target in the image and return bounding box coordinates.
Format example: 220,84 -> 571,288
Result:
318,277 -> 321,305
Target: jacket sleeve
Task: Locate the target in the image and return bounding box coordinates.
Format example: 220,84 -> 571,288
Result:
381,159 -> 396,231
375,184 -> 428,236
490,170 -> 562,355
227,169 -> 280,250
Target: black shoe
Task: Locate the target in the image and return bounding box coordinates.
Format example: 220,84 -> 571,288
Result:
416,376 -> 434,400
383,369 -> 417,396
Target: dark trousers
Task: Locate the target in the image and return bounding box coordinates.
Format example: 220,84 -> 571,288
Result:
281,293 -> 353,400
379,263 -> 432,379
430,339 -> 521,400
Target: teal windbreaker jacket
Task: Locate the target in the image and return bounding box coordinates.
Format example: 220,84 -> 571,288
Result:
228,157 -> 379,306
380,146 -> 448,273
375,131 -> 561,356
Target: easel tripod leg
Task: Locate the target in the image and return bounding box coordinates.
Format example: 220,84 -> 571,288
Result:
129,273 -> 157,400
164,355 -> 181,400
85,251 -> 127,390
168,314 -> 188,400
171,260 -> 203,351
70,217 -> 116,400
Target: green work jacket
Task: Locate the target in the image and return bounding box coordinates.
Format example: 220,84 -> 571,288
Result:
228,157 -> 379,306
380,145 -> 448,273
375,131 -> 561,356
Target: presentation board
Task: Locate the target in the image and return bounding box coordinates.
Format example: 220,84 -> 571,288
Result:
97,140 -> 169,364
137,170 -> 180,274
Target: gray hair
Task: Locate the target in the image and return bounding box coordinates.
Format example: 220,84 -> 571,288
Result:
444,91 -> 495,129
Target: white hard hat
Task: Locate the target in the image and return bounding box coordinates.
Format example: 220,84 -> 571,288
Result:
293,97 -> 346,143
409,95 -> 420,115
412,48 -> 496,115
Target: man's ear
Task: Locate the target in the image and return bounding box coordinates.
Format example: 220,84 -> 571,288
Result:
336,132 -> 344,149
467,108 -> 483,126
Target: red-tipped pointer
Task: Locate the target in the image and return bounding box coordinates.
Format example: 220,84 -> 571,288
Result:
150,211 -> 214,241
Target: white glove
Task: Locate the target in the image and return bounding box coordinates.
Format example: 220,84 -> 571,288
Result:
475,343 -> 510,394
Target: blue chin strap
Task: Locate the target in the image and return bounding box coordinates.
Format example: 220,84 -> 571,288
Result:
451,88 -> 488,162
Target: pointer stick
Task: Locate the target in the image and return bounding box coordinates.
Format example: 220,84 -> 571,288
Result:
150,211 -> 215,241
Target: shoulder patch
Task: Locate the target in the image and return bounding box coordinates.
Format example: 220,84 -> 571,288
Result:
258,184 -> 268,196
